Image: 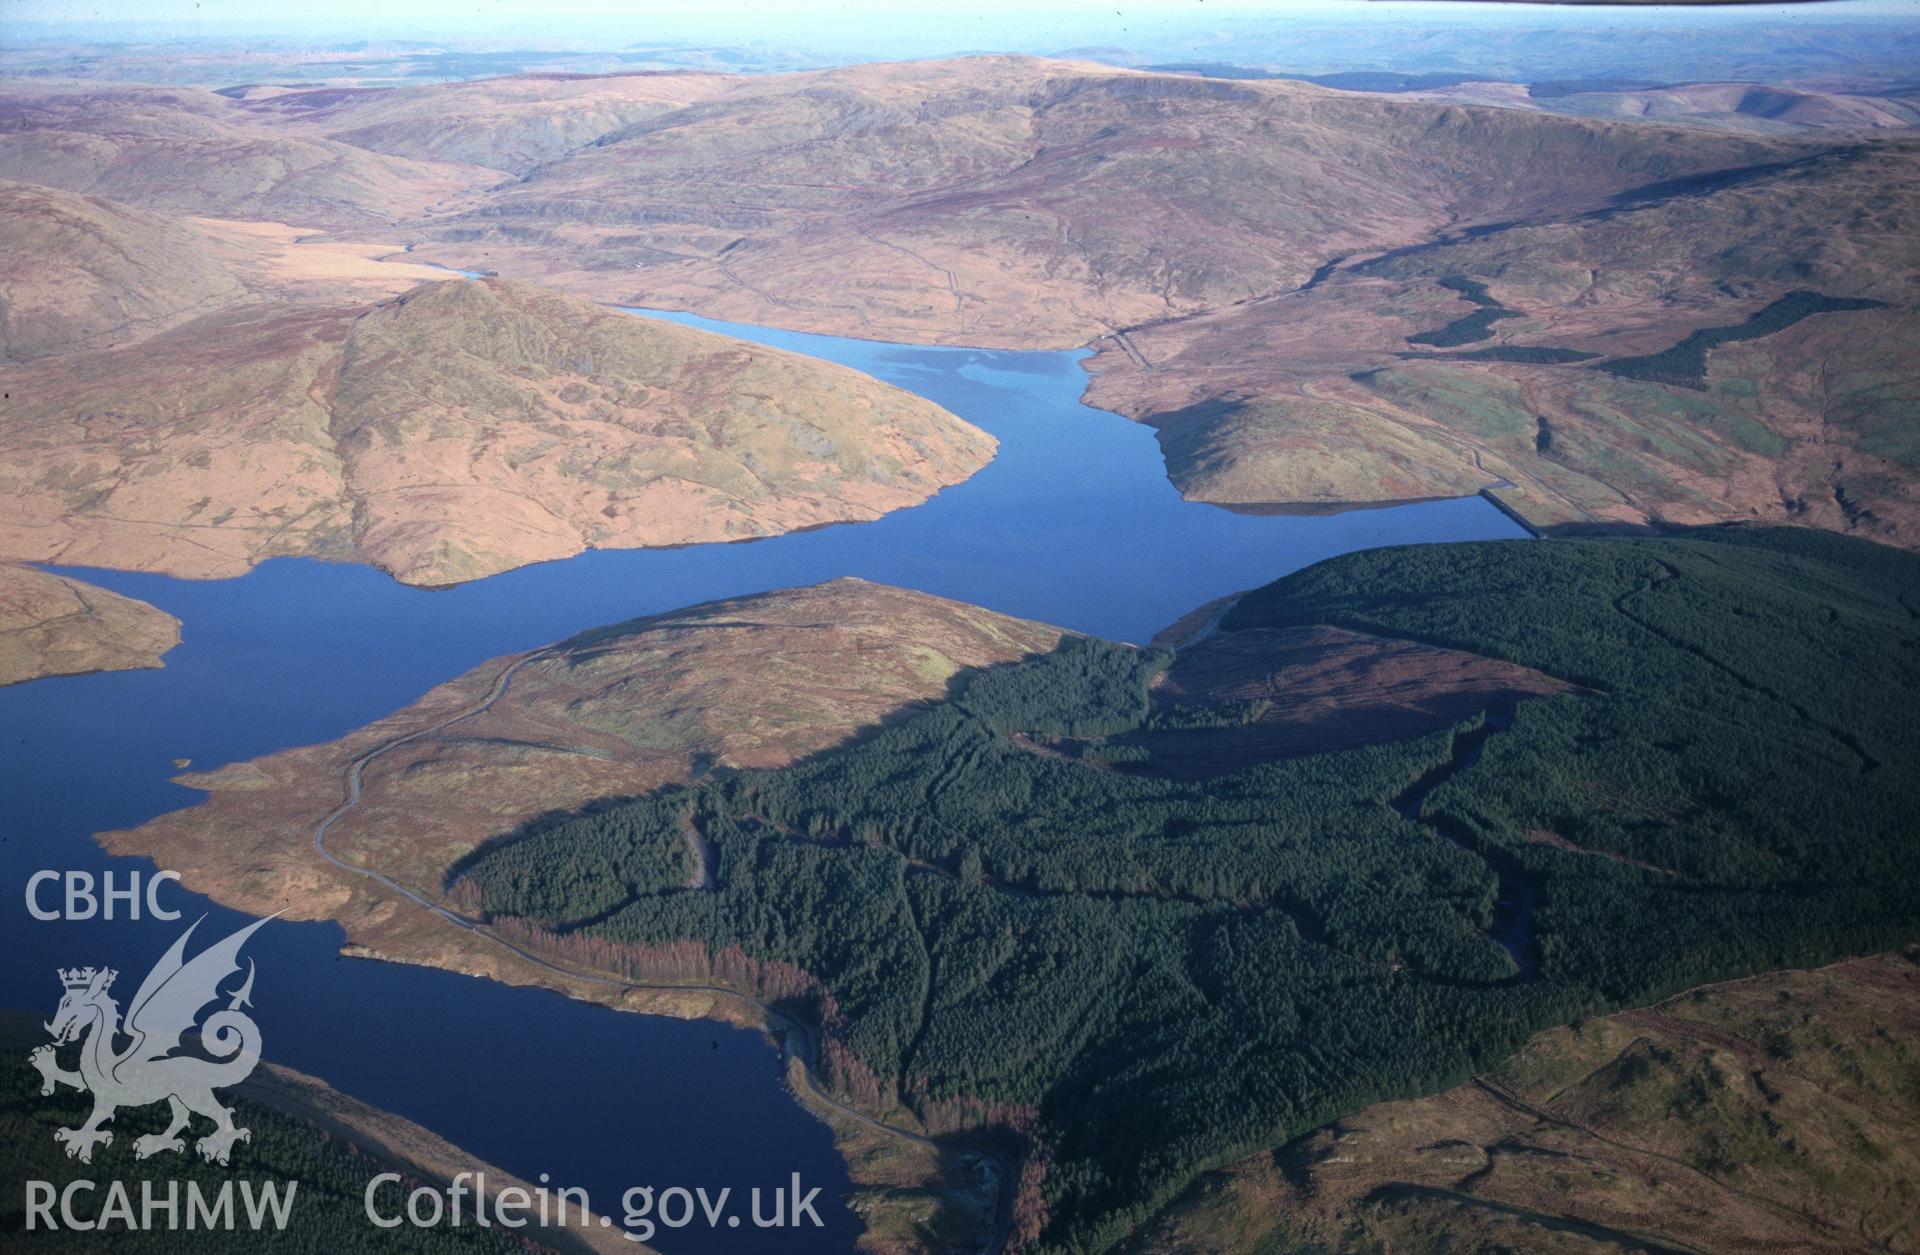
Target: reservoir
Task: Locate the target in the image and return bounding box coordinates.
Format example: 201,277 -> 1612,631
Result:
0,314 -> 1527,1251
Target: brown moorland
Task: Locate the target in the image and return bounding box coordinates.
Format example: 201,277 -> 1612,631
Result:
0,180 -> 247,361
0,562 -> 178,687
0,80 -> 495,227
3,61 -> 1913,554
306,57 -> 1912,547
1131,948 -> 1920,1254
1398,78 -> 1920,134
0,165 -> 988,677
392,57 -> 1798,347
246,70 -> 737,175
0,277 -> 995,585
0,180 -> 457,361
1083,134 -> 1920,544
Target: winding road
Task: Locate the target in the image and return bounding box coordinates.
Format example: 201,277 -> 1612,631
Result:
310,649 -> 1013,1252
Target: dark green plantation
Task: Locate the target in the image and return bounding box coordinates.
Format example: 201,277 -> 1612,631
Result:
1408,345 -> 1599,364
457,528 -> 1920,1250
1595,291 -> 1888,389
1405,275 -> 1524,348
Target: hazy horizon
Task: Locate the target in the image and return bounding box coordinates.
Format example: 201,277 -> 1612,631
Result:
7,0 -> 1918,52
6,0 -> 1919,89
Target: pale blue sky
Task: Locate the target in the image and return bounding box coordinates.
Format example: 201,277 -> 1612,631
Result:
7,0 -> 1916,39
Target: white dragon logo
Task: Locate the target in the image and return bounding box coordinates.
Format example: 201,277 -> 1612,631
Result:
30,914 -> 275,1166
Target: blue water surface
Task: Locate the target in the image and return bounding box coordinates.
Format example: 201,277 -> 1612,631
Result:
0,312 -> 1527,1251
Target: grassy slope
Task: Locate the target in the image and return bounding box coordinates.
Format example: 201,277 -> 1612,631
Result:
0,178 -> 484,370
0,181 -> 248,362
0,564 -> 179,689
0,278 -> 993,585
